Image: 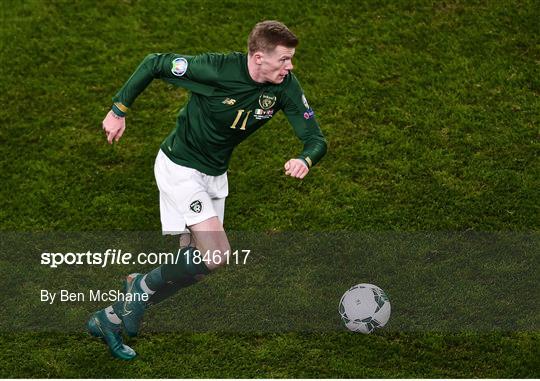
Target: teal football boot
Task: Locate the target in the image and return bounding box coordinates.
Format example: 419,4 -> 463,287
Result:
112,273 -> 148,337
87,309 -> 136,360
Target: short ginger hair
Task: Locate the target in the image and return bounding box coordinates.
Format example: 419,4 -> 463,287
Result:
248,20 -> 298,55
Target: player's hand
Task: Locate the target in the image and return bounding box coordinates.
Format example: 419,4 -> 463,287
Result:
284,159 -> 309,179
102,110 -> 126,144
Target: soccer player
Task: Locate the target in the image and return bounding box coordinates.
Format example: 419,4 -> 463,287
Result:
87,20 -> 327,360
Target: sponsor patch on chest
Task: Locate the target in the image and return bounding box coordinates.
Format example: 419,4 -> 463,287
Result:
253,108 -> 274,120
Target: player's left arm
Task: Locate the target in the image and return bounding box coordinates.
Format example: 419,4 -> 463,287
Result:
281,75 -> 327,179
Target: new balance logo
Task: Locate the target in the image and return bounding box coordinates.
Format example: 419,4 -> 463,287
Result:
222,98 -> 236,106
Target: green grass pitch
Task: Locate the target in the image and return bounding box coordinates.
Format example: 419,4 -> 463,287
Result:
1,0 -> 538,378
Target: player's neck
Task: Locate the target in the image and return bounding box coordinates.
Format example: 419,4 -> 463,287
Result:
247,54 -> 265,83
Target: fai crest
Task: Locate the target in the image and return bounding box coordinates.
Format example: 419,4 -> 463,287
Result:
190,200 -> 203,213
259,92 -> 277,110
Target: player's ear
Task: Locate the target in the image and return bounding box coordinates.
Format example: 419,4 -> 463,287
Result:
253,52 -> 264,65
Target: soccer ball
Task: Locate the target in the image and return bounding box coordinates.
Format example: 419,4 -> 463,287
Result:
338,283 -> 391,334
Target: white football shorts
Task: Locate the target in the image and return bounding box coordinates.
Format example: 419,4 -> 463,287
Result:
154,149 -> 228,235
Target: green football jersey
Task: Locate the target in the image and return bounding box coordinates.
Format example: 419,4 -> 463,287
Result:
112,52 -> 327,176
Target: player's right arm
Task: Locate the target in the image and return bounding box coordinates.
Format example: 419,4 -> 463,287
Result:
102,109 -> 126,144
102,53 -> 218,143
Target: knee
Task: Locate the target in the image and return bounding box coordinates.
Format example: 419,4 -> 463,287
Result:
197,240 -> 230,270
209,241 -> 231,270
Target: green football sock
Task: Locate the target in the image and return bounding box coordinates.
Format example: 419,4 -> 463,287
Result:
147,278 -> 197,306
144,246 -> 210,304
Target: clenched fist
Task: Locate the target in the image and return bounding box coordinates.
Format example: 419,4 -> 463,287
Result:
284,158 -> 309,179
102,110 -> 126,144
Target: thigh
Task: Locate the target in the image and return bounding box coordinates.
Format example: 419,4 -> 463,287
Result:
188,216 -> 231,270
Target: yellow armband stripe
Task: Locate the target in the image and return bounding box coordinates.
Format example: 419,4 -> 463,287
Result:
114,102 -> 129,113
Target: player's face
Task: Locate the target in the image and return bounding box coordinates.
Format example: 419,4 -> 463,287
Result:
260,45 -> 295,84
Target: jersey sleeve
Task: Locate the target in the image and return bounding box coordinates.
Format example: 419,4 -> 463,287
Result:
281,74 -> 327,168
112,53 -> 220,113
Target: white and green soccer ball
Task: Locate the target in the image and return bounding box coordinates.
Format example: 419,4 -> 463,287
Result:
338,283 -> 391,334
